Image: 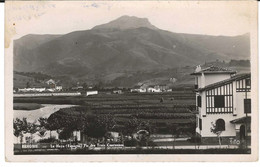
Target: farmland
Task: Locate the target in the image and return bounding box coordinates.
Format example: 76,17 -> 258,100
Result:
14,91 -> 196,135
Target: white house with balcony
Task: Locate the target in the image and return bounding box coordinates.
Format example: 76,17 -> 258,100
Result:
191,65 -> 251,145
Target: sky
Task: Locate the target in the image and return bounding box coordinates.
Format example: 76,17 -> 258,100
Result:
5,0 -> 257,42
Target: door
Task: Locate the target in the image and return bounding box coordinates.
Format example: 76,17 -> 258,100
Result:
240,125 -> 246,140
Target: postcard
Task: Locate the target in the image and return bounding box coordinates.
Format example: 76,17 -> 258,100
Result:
5,0 -> 258,162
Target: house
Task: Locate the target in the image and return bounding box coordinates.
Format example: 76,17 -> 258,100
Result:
191,65 -> 251,145
130,85 -> 147,93
113,90 -> 122,94
147,85 -> 162,93
55,85 -> 62,91
166,89 -> 172,92
45,79 -> 55,85
45,79 -> 56,88
159,85 -> 168,92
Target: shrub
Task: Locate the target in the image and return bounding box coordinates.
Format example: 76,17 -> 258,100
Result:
124,139 -> 138,147
187,136 -> 201,143
38,137 -> 59,143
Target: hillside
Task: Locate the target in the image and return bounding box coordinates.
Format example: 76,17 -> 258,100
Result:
13,15 -> 250,87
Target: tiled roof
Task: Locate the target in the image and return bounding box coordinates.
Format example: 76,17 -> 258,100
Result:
191,66 -> 236,75
230,116 -> 251,124
197,73 -> 250,92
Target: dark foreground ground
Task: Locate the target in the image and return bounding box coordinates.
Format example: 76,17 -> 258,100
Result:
15,148 -> 251,154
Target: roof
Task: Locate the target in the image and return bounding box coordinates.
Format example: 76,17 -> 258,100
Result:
230,116 -> 251,124
198,73 -> 250,92
132,85 -> 141,89
191,66 -> 236,75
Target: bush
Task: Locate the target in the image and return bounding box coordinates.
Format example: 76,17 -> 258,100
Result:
187,136 -> 201,143
124,139 -> 138,147
38,137 -> 59,143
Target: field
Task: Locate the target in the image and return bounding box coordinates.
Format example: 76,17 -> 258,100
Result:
14,91 -> 196,135
13,103 -> 43,110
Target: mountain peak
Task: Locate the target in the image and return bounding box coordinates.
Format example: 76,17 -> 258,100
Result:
92,15 -> 158,30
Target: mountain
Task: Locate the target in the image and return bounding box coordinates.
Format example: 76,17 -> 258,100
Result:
13,15 -> 250,87
93,15 -> 158,30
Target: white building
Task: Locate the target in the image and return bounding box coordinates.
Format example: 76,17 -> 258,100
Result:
113,90 -> 122,94
147,87 -> 161,93
191,66 -> 251,145
130,85 -> 147,93
86,90 -> 98,96
55,85 -> 62,91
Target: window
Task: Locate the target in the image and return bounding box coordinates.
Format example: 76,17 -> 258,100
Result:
244,99 -> 251,113
246,78 -> 251,87
216,119 -> 225,131
199,118 -> 202,130
197,96 -> 201,107
214,95 -> 225,108
195,77 -> 198,87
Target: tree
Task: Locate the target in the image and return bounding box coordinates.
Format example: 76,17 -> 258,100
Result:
13,119 -> 22,143
59,128 -> 73,142
13,118 -> 29,151
37,127 -> 47,138
168,124 -> 178,149
26,81 -> 30,88
210,121 -> 223,146
84,114 -> 116,149
160,97 -> 164,103
82,82 -> 88,90
135,130 -> 150,147
123,117 -> 150,137
27,122 -> 38,145
38,117 -> 56,139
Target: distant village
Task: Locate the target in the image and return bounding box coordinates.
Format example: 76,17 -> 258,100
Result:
13,78 -> 173,97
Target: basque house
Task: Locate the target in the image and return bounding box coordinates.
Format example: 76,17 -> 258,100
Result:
191,65 -> 251,145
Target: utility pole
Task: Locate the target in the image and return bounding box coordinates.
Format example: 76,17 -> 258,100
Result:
244,78 -> 250,149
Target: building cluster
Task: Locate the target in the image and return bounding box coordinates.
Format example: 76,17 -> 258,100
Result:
130,84 -> 172,93
16,79 -> 63,93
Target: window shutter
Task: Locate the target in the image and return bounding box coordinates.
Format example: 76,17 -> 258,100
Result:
244,99 -> 251,113
199,118 -> 202,130
197,96 -> 201,107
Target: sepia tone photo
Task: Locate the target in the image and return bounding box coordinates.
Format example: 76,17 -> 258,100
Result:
5,0 -> 258,162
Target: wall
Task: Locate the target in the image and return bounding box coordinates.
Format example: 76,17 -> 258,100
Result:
197,73 -> 231,89
14,92 -> 81,97
200,114 -> 236,137
204,74 -> 231,87
235,91 -> 251,118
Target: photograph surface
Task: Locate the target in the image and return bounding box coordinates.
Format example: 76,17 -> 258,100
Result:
5,0 -> 258,162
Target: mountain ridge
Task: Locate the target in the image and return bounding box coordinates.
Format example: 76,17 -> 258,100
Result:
13,15 -> 250,86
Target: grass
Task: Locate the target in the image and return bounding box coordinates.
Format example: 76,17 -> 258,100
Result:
13,103 -> 43,110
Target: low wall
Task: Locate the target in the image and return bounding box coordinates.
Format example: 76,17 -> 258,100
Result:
14,92 -> 81,97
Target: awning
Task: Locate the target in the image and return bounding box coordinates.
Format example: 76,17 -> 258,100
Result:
230,116 -> 251,124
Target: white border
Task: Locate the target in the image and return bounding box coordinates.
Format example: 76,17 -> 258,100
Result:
3,0 -> 259,163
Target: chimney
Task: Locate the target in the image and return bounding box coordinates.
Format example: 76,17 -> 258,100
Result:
195,65 -> 201,72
